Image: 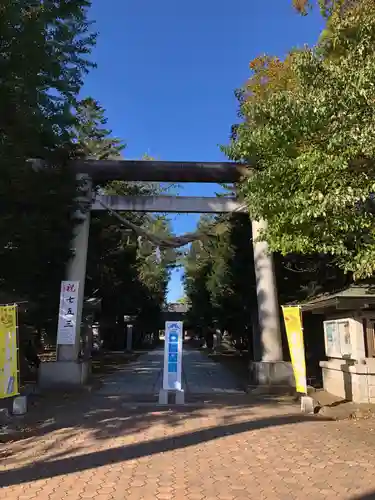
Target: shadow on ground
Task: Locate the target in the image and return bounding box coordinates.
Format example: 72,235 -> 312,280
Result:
1,390 -> 300,444
0,401 -> 331,488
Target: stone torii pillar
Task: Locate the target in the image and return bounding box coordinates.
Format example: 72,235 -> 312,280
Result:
58,174 -> 92,363
251,219 -> 294,389
39,174 -> 92,387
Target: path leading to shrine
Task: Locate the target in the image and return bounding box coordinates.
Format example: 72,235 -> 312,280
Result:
1,347 -> 375,499
97,348 -> 245,400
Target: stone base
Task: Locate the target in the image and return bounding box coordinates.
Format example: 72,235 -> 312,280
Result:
248,361 -> 295,392
158,388 -> 185,405
176,389 -> 185,404
12,396 -> 27,415
300,395 -> 314,414
38,361 -> 91,389
320,358 -> 375,404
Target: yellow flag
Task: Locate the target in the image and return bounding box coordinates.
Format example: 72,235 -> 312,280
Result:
0,305 -> 19,399
282,306 -> 307,394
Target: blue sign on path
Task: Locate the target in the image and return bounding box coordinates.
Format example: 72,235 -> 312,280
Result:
163,321 -> 183,391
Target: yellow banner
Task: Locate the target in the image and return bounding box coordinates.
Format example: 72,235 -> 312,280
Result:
0,305 -> 19,399
282,305 -> 307,394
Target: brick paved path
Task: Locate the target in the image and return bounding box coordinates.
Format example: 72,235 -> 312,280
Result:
1,349 -> 375,499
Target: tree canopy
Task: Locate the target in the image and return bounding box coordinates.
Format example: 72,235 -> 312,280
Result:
0,2 -> 173,356
0,1 -> 96,330
224,0 -> 375,279
184,212 -> 257,350
292,0 -> 357,16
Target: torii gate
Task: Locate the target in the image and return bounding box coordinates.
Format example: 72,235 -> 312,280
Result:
39,160 -> 291,389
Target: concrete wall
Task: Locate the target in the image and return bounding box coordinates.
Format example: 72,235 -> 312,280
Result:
319,313 -> 374,402
320,358 -> 375,403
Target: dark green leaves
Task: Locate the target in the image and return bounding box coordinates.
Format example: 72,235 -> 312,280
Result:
224,0 -> 375,279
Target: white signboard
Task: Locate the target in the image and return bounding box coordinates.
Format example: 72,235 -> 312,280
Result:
338,320 -> 352,357
163,321 -> 183,391
57,281 -> 80,345
324,320 -> 340,358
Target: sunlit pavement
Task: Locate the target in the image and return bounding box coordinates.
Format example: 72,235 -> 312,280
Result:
1,350 -> 375,499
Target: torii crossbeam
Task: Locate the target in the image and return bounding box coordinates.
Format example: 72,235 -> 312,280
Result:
71,159 -> 246,183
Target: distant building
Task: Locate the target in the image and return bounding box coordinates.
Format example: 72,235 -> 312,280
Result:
162,302 -> 189,323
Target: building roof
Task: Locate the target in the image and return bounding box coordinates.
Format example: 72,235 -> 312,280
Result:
164,303 -> 190,313
300,284 -> 375,312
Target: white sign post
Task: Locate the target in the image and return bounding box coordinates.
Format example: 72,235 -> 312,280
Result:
159,321 -> 184,404
126,324 -> 133,352
57,281 -> 80,346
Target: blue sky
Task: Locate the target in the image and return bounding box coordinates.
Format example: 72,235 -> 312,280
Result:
83,0 -> 324,302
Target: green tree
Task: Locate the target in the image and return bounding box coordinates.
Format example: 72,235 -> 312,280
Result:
176,296 -> 189,304
0,1 -> 96,332
205,215 -> 235,331
184,213 -> 256,350
74,97 -> 125,160
184,216 -> 216,334
223,0 -> 375,279
135,216 -> 175,337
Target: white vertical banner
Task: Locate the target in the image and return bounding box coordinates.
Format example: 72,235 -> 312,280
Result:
163,321 -> 183,391
57,281 -> 80,345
